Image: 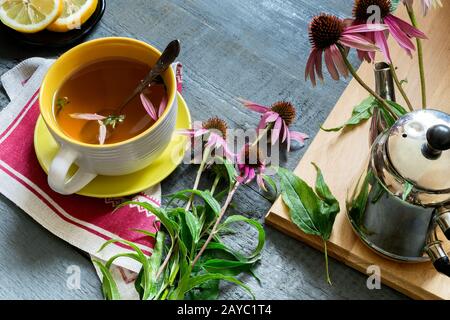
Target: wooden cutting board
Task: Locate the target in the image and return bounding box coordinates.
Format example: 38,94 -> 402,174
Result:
266,4 -> 450,300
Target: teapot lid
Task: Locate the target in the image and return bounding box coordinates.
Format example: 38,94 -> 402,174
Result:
387,109 -> 450,192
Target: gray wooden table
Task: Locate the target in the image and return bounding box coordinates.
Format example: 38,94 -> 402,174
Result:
0,0 -> 406,300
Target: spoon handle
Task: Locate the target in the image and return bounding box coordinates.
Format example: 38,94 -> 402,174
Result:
117,39 -> 181,114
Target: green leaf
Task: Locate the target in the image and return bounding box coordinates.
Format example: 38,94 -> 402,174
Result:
377,100 -> 408,127
167,189 -> 221,216
263,175 -> 278,194
321,96 -> 376,132
186,273 -> 255,299
278,165 -> 340,284
311,164 -> 340,241
105,252 -> 142,270
144,230 -> 166,300
402,181 -> 414,201
185,210 -> 201,244
132,229 -> 156,239
97,237 -> 153,300
200,258 -> 256,278
277,167 -> 322,236
93,260 -> 120,300
187,278 -> 220,300
220,215 -> 265,261
386,100 -> 408,117
168,250 -> 180,285
120,201 -> 178,238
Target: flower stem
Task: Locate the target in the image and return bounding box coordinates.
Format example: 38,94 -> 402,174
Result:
388,63 -> 413,112
191,181 -> 241,268
156,237 -> 176,279
407,7 -> 426,109
338,46 -> 398,119
210,175 -> 221,196
185,146 -> 211,212
323,239 -> 332,286
251,123 -> 273,148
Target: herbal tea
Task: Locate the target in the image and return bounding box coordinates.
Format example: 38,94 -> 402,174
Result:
54,58 -> 167,145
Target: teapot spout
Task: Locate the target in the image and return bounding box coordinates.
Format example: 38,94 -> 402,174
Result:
374,62 -> 396,102
369,62 -> 395,145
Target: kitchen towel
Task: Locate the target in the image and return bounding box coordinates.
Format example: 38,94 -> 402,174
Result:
0,58 -> 182,298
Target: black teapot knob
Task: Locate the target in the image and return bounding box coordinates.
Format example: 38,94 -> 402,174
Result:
422,124 -> 450,159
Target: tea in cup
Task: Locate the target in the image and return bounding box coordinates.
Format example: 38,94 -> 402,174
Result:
39,37 -> 178,195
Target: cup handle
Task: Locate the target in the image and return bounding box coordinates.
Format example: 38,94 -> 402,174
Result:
48,146 -> 97,195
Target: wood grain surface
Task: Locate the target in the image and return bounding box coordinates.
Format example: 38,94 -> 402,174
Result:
266,3 -> 450,300
0,0 -> 408,299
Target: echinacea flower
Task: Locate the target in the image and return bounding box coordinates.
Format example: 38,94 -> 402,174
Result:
140,84 -> 168,121
70,113 -> 125,145
177,117 -> 234,160
240,99 -> 308,151
402,0 -> 443,16
236,144 -> 267,191
305,14 -> 387,85
352,0 -> 427,61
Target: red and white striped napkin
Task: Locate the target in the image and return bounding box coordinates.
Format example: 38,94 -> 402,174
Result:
0,58 -> 183,299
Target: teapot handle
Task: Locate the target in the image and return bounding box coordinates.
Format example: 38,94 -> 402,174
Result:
433,256 -> 450,277
426,216 -> 450,277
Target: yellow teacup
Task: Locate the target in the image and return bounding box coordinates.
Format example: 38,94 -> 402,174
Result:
40,37 -> 177,195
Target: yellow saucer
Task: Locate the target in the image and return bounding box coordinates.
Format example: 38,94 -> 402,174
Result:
34,93 -> 191,198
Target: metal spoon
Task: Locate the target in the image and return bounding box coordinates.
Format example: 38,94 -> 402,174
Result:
79,40 -> 181,143
116,39 -> 181,115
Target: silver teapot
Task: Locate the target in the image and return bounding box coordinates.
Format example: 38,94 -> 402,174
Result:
347,64 -> 450,276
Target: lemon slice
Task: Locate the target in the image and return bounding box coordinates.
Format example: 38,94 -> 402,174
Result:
0,0 -> 63,33
47,0 -> 97,32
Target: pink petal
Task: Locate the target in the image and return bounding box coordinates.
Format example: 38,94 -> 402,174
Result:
205,133 -> 218,149
195,128 -> 209,137
236,175 -> 245,184
238,98 -> 270,113
357,49 -> 371,63
256,174 -> 268,192
330,44 -> 348,78
388,22 -> 416,53
305,49 -> 317,86
246,168 -> 256,183
266,111 -> 280,123
158,94 -> 168,118
385,14 -> 427,39
215,135 -> 235,160
339,34 -> 379,51
343,23 -> 388,34
374,30 -> 391,62
290,131 -> 309,146
70,113 -> 106,121
282,121 -> 288,143
242,166 -> 250,181
324,47 -> 339,81
98,121 -> 107,145
271,117 -> 282,145
314,49 -> 324,83
140,93 -> 158,121
286,128 -> 291,152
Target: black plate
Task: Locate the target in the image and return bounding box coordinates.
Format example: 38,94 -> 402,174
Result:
0,0 -> 106,48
